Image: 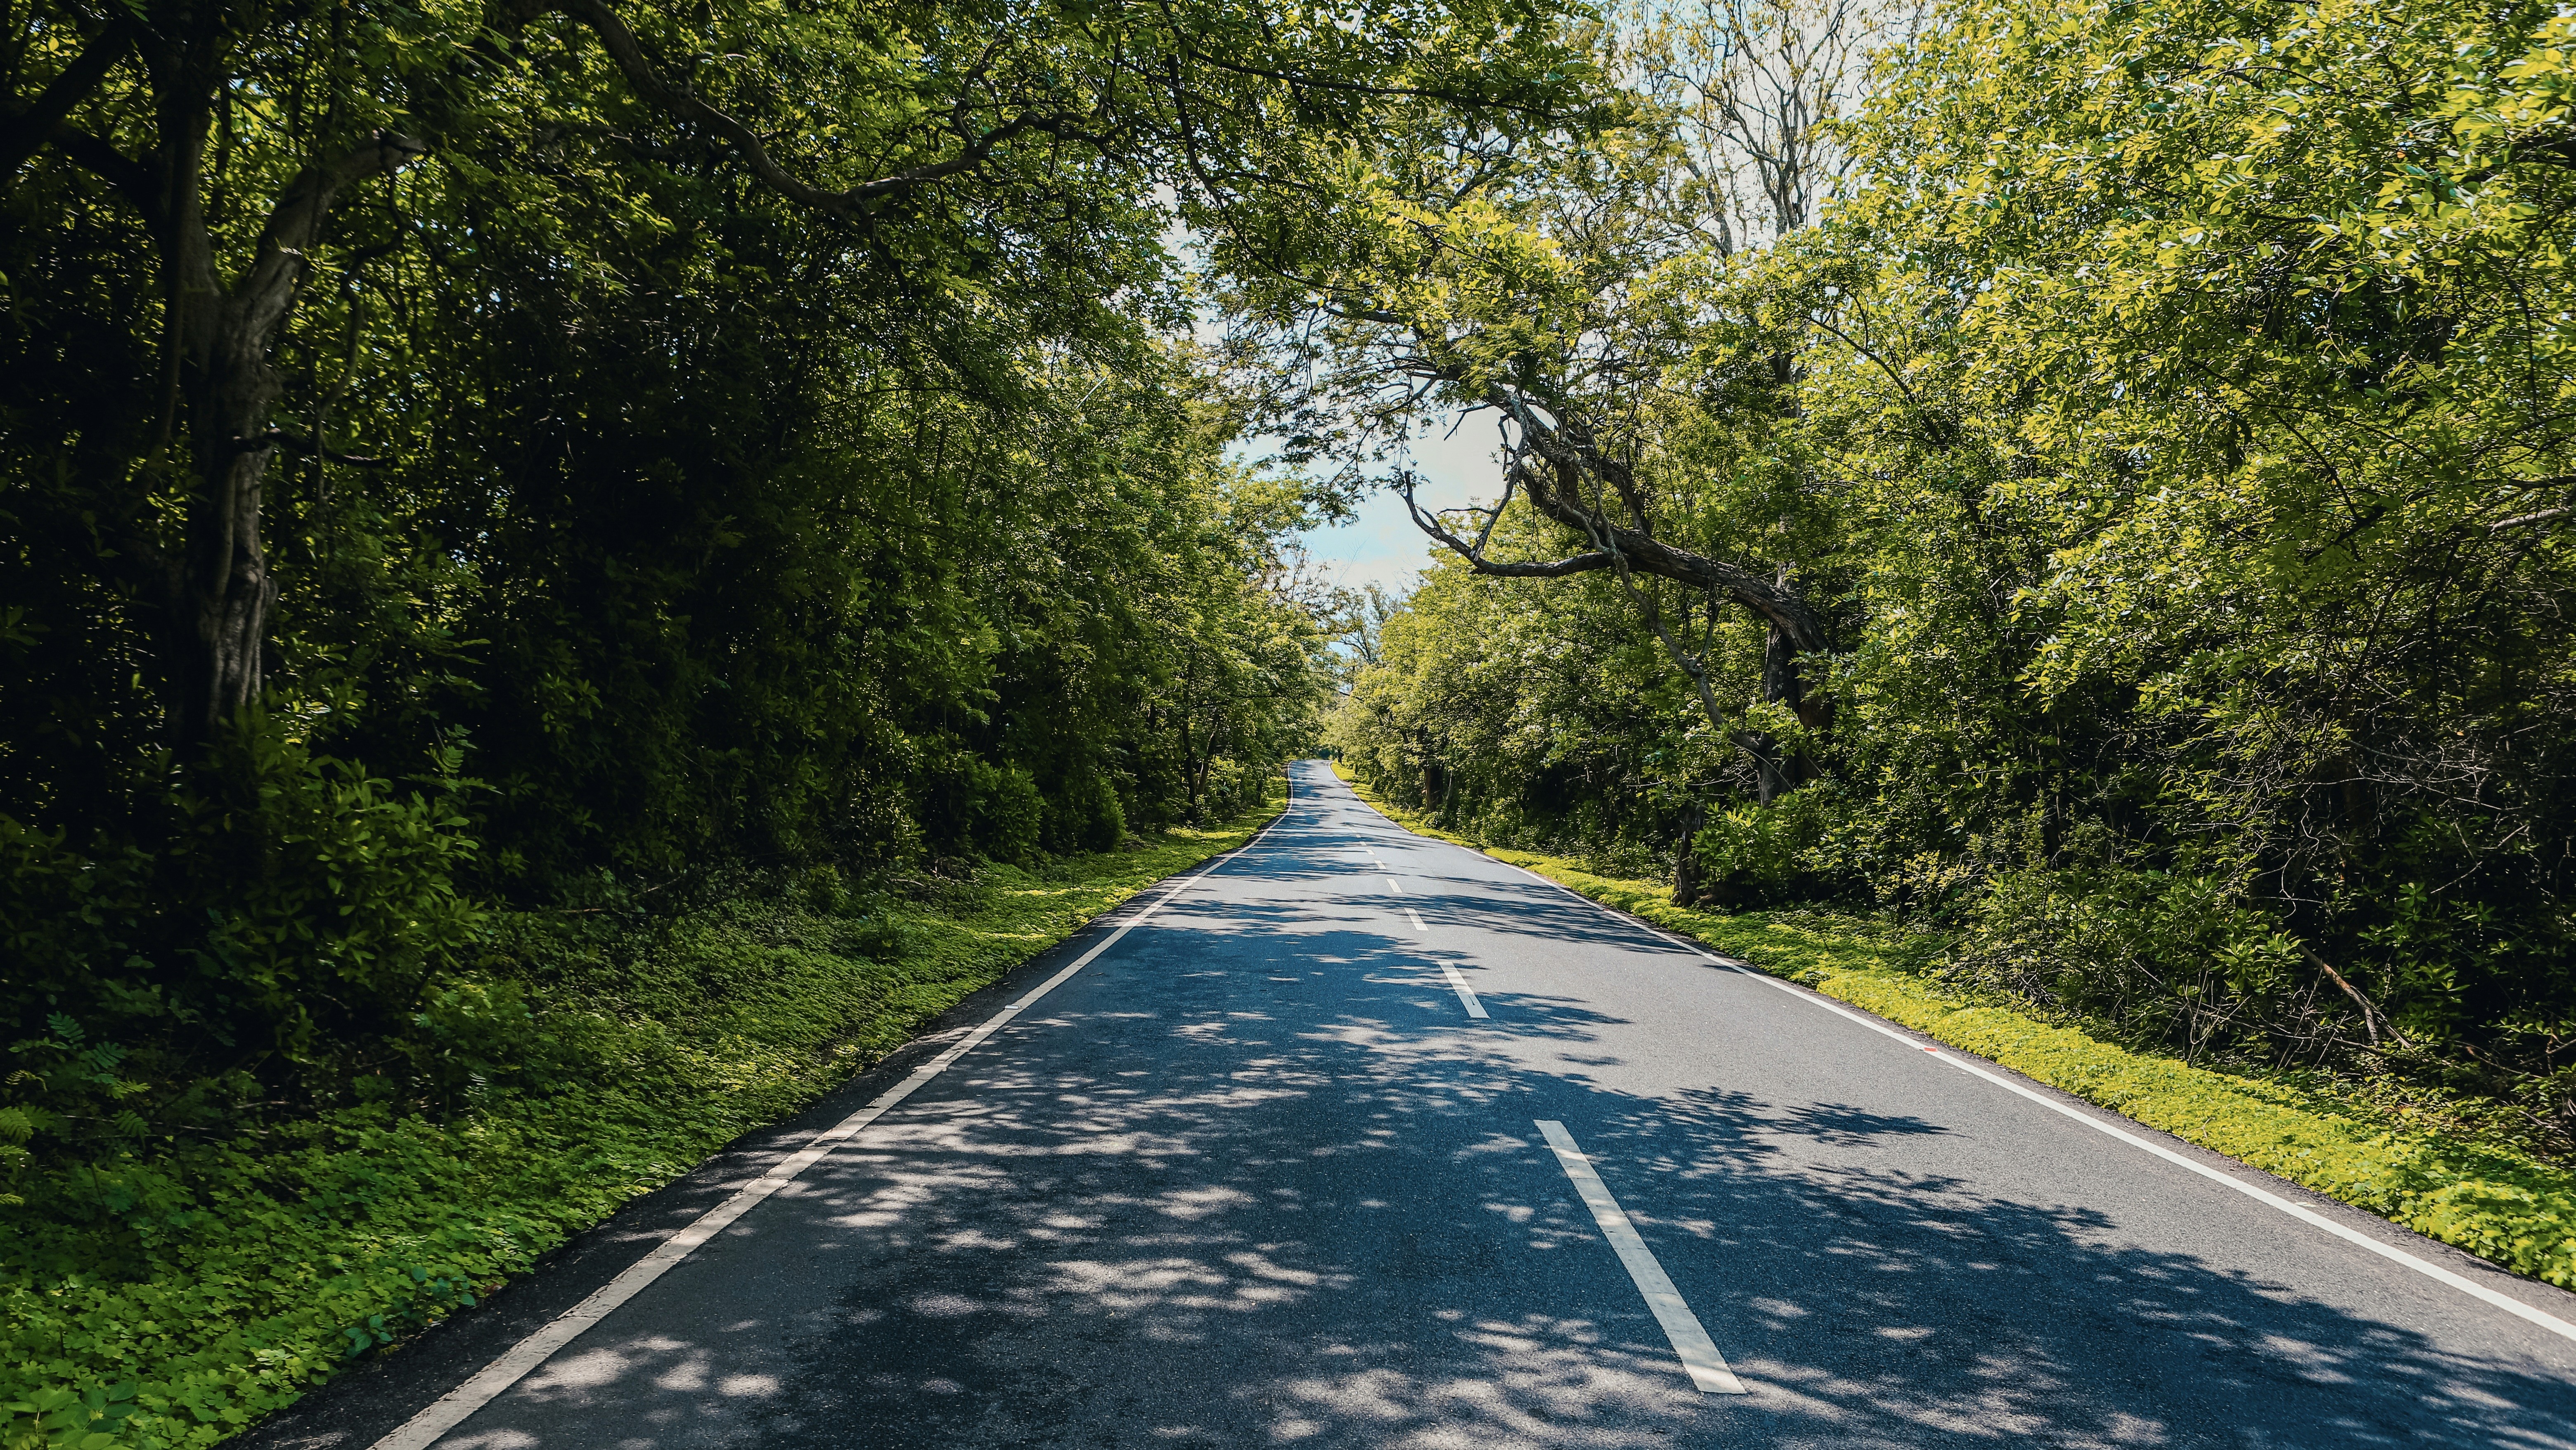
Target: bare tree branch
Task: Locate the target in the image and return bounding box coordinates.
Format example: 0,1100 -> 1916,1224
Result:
1395,468 -> 1617,576
2492,505 -> 2571,531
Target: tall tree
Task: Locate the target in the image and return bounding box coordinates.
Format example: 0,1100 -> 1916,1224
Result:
3,0 -> 1584,757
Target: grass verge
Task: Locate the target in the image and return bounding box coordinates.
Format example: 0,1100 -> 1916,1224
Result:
2,779 -> 1286,1450
1330,763 -> 2576,1292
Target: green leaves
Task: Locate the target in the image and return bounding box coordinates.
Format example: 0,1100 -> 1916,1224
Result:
4,1381 -> 137,1450
1321,0 -> 2576,1129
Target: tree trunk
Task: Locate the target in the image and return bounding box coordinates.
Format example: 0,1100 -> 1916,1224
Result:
1195,709 -> 1224,808
1671,798 -> 1708,907
169,304 -> 287,749
1177,656 -> 1198,815
43,41 -> 426,753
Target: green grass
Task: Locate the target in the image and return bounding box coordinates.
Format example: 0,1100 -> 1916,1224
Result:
0,779 -> 1286,1450
1331,763 -> 2576,1291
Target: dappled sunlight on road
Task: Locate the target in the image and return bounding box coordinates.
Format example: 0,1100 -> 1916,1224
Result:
424,765 -> 2576,1449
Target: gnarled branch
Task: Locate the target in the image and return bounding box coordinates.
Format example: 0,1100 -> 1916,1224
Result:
1395,466 -> 1615,578
1489,388 -> 1829,652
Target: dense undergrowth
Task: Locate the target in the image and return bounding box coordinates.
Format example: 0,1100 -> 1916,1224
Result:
0,779 -> 1283,1450
1337,765 -> 2576,1291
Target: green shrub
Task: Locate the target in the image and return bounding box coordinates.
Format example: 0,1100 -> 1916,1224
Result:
1686,786 -> 1844,907
1946,867 -> 2387,1070
975,765 -> 1045,865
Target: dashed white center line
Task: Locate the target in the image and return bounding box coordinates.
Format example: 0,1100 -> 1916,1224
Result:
1385,876 -> 1404,893
1535,1120 -> 1746,1396
1406,907 -> 1428,932
1440,963 -> 1489,1018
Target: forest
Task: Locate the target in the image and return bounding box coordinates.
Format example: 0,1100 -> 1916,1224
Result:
2,0 -> 2572,1439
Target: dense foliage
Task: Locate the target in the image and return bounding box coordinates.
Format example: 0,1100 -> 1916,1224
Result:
0,0 -> 1592,1436
13,0 -> 2576,1429
1315,0 -> 2576,1142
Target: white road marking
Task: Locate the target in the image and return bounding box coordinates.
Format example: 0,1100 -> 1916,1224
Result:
1385,876 -> 1404,893
1535,1121 -> 1745,1395
1407,907 -> 1428,933
370,792 -> 1300,1450
1722,965 -> 2576,1345
1486,856 -> 1714,961
1338,777 -> 2576,1350
1440,963 -> 1489,1019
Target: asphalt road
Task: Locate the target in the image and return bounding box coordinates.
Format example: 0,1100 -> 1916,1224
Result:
275,760 -> 2576,1449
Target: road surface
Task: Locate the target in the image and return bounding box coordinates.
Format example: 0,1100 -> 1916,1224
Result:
258,761 -> 2576,1449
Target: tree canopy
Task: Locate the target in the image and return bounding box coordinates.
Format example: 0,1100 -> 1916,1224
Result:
0,0 -> 1596,1164
1316,0 -> 2576,1128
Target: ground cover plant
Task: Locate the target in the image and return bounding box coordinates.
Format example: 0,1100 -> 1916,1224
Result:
1335,765 -> 2576,1290
0,781 -> 1283,1450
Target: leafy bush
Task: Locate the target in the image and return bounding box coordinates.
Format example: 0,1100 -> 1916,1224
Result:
1684,786 -> 1846,908
1944,869 -> 2304,1061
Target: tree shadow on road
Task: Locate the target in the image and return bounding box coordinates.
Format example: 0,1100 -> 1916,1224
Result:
433,785 -> 2576,1450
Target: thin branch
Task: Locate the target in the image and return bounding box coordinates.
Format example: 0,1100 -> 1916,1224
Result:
1395,469 -> 1614,577
237,429 -> 388,467
2492,505 -> 2571,531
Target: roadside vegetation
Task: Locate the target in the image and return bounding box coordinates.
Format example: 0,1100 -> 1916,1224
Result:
10,0 -> 2576,1438
1,0 -> 1565,1436
1341,766 -> 2576,1289
1308,0 -> 2576,1237
1,784 -> 1283,1450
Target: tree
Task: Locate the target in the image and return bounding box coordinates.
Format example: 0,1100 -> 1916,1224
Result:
1321,0 -> 2576,1110
1215,22 -> 1853,813
4,0 -> 1585,757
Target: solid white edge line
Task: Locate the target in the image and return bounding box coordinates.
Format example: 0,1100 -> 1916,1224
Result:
368,781 -> 1302,1450
1724,965 -> 2576,1346
1439,963 -> 1489,1019
1487,855 -> 1715,962
1338,778 -> 2576,1349
1535,1120 -> 1746,1394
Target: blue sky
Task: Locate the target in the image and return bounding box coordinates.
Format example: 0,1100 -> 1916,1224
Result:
1273,410 -> 1513,595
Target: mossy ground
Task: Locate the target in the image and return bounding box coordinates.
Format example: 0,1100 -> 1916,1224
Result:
1,779 -> 1286,1450
1331,763 -> 2576,1291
